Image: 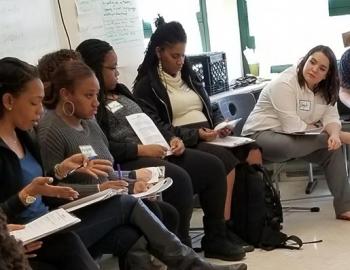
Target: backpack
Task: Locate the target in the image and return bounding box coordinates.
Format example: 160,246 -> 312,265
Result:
230,163 -> 303,251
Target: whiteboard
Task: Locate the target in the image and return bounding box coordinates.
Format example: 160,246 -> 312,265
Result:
75,0 -> 145,88
0,0 -> 60,65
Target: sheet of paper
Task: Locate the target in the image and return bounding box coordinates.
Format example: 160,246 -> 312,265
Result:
214,118 -> 242,131
60,188 -> 125,212
205,136 -> 255,148
273,127 -> 323,135
126,113 -> 172,155
144,166 -> 165,183
132,177 -> 173,198
10,209 -> 80,245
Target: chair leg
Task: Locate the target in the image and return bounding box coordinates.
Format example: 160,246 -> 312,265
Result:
305,163 -> 318,194
343,144 -> 349,177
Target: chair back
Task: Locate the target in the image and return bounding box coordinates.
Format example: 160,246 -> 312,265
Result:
217,92 -> 257,136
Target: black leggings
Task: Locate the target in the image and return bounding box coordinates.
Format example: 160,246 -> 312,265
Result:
121,148 -> 227,242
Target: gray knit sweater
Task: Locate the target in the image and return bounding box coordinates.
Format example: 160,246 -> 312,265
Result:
37,110 -> 115,196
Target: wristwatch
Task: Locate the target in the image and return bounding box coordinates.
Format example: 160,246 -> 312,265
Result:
20,190 -> 37,205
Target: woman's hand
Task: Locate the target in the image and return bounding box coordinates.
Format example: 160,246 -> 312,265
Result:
19,177 -> 79,203
133,181 -> 149,194
58,154 -> 113,179
7,224 -> 43,258
328,134 -> 342,150
217,127 -> 232,138
170,137 -> 185,156
138,144 -> 168,158
135,168 -> 152,182
198,128 -> 217,141
99,180 -> 128,191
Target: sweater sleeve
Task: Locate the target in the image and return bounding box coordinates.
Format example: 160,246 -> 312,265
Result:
37,121 -> 99,197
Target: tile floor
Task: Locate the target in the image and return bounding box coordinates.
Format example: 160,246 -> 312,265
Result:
101,175 -> 350,270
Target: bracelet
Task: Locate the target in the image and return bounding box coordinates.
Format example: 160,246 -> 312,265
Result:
54,163 -> 67,179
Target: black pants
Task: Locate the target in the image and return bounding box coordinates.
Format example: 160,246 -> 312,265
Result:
30,231 -> 98,270
121,148 -> 227,243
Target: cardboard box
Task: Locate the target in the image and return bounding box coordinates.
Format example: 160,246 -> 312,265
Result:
343,31 -> 350,47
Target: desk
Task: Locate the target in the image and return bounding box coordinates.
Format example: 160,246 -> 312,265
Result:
209,81 -> 268,103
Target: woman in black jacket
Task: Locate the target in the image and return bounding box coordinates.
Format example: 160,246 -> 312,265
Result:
133,20 -> 262,228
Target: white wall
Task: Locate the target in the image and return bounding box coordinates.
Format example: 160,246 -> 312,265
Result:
247,0 -> 350,77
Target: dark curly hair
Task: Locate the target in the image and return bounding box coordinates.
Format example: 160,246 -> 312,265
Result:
37,49 -> 81,83
0,209 -> 30,270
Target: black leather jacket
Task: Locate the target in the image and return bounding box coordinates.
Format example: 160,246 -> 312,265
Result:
133,69 -> 224,147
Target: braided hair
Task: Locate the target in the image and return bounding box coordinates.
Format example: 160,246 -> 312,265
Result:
134,20 -> 196,87
76,39 -> 114,139
0,209 -> 30,270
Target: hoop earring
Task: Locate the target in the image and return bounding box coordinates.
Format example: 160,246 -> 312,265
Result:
62,100 -> 75,116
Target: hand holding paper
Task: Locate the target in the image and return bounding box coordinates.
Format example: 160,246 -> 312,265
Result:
214,118 -> 242,131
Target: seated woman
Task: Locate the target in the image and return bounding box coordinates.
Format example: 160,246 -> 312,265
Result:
133,20 -> 261,229
241,45 -> 350,220
75,38 -> 251,255
0,56 -> 245,270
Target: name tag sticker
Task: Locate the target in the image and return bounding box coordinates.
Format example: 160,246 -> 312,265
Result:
106,101 -> 123,113
79,145 -> 97,159
299,100 -> 311,111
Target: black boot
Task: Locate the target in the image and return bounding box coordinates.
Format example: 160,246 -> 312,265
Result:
226,221 -> 255,252
129,200 -> 247,270
123,237 -> 160,270
201,217 -> 246,261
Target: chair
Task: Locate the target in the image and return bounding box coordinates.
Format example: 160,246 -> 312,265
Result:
216,92 -> 257,136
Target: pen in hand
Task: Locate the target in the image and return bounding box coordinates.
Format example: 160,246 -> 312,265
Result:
66,163 -> 85,176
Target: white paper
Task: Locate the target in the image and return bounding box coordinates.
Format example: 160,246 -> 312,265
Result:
60,188 -> 125,212
273,127 -> 323,136
214,118 -> 242,131
144,166 -> 165,183
132,177 -> 173,198
126,113 -> 172,155
205,136 -> 255,148
10,209 -> 80,245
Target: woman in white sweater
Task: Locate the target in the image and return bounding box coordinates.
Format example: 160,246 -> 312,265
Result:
242,45 -> 350,220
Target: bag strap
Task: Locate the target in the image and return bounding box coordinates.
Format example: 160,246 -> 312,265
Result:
279,235 -> 303,250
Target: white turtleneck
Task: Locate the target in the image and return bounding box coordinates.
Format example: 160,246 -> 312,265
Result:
160,71 -> 207,126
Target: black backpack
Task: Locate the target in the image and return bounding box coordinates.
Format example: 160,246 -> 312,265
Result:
230,163 -> 303,251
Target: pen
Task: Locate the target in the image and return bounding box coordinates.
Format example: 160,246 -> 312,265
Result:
67,163 -> 85,176
116,163 -> 122,179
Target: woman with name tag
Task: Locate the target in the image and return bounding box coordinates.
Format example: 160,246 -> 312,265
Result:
0,56 -> 246,270
75,38 -> 250,259
242,45 -> 350,220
